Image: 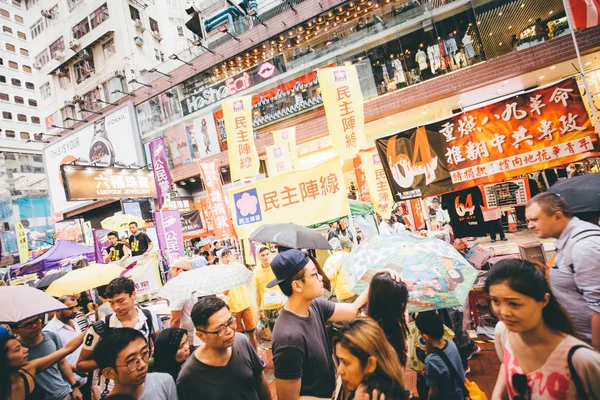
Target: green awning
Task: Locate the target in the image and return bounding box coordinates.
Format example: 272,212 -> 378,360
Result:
308,199 -> 374,228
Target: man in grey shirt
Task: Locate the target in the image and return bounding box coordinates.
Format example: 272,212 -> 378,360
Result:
526,193 -> 600,350
94,328 -> 177,399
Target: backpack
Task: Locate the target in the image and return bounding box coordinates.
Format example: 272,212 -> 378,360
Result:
433,347 -> 487,400
559,228 -> 600,274
105,307 -> 156,344
567,345 -> 594,400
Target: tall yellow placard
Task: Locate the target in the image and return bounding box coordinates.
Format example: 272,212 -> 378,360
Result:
17,222 -> 28,263
223,96 -> 260,181
266,145 -> 293,176
272,127 -> 298,169
360,149 -> 393,219
318,66 -> 367,160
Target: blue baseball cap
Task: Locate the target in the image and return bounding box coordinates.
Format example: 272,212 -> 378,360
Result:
266,249 -> 309,288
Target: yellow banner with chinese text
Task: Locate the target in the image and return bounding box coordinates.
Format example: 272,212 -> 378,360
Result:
360,149 -> 393,219
223,96 -> 260,181
266,145 -> 293,177
272,127 -> 298,169
17,222 -> 28,263
318,66 -> 367,160
228,157 -> 350,238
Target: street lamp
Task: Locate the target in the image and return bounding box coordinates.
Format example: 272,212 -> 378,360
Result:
51,124 -> 75,131
112,89 -> 135,97
169,54 -> 195,68
191,40 -> 224,57
248,9 -> 267,27
79,107 -> 102,115
128,78 -> 153,88
64,117 -> 88,123
148,68 -> 172,78
95,99 -> 118,106
218,25 -> 240,42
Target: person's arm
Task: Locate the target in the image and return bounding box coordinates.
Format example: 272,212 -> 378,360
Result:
571,243 -> 600,351
255,274 -> 263,319
58,357 -> 82,400
170,310 -> 182,328
145,237 -> 154,255
76,348 -> 97,372
256,372 -> 272,400
103,249 -> 111,263
28,331 -> 85,375
275,378 -> 301,400
491,364 -> 508,400
120,245 -> 131,261
592,312 -> 600,352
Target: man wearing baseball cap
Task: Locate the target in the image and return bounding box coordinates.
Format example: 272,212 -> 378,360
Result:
269,249 -> 399,400
169,257 -> 196,346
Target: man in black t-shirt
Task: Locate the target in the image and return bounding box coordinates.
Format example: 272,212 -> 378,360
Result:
127,221 -> 153,257
103,231 -> 131,263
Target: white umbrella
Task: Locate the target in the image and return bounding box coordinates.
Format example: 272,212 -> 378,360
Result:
0,286 -> 68,324
159,262 -> 254,302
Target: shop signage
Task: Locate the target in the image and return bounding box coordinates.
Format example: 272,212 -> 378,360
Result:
61,165 -> 156,201
481,178 -> 530,208
154,210 -> 185,264
181,56 -> 286,116
223,96 -> 260,181
360,149 -> 392,219
180,210 -> 204,232
149,138 -> 172,209
16,222 -> 28,263
198,161 -> 236,239
377,78 -> 600,198
43,104 -> 145,214
228,157 -> 350,238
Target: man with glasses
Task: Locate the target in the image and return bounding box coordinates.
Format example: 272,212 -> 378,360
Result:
94,328 -> 177,399
13,315 -> 83,400
176,297 -> 271,400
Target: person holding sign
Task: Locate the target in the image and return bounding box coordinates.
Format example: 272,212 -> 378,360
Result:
103,232 -> 131,263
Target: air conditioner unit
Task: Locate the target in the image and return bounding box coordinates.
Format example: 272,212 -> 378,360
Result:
134,36 -> 144,47
135,19 -> 145,32
41,9 -> 52,18
114,68 -> 126,78
56,68 -> 67,77
69,39 -> 80,51
152,31 -> 163,41
79,49 -> 92,61
73,95 -> 84,103
54,51 -> 64,61
33,62 -> 41,69
64,100 -> 74,107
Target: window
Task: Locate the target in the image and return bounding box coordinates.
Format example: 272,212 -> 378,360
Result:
35,49 -> 50,66
49,37 -> 65,59
167,0 -> 178,7
17,113 -> 26,122
0,75 -> 5,83
102,39 -> 115,59
25,81 -> 34,89
72,17 -> 90,39
13,1 -> 21,8
40,82 -> 51,99
160,51 -> 164,62
30,18 -> 45,39
11,78 -> 20,86
31,116 -> 40,124
0,92 -> 7,101
149,17 -> 159,33
154,48 -> 160,61
0,9 -> 9,18
58,68 -> 71,88
28,99 -> 37,107
0,58 -> 2,65
14,95 -> 23,104
20,131 -> 29,140
22,65 -> 31,73
19,48 -> 28,56
177,26 -> 184,37
90,3 -> 109,29
5,130 -> 15,138
129,5 -> 140,21
3,25 -> 12,33
107,76 -> 125,102
17,31 -> 25,39
5,43 -> 15,52
14,14 -> 23,23
73,59 -> 93,84
67,0 -> 84,11
8,60 -> 17,69
3,111 -> 12,119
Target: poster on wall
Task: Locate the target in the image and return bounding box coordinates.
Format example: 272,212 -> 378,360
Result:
377,78 -> 600,199
42,104 -> 146,215
192,113 -> 221,158
481,178 -> 530,208
164,125 -> 192,167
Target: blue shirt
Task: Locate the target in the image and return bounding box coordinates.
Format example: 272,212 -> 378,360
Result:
425,340 -> 465,400
26,331 -> 71,400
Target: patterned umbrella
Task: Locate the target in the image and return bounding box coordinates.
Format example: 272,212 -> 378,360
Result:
101,215 -> 146,232
342,232 -> 477,312
159,262 -> 254,301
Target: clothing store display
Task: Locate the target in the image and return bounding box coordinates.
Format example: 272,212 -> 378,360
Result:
462,34 -> 476,60
427,46 -> 437,74
438,40 -> 448,70
445,37 -> 458,55
441,186 -> 487,238
416,49 -> 428,71
382,64 -> 390,82
454,51 -> 466,68
391,58 -> 406,83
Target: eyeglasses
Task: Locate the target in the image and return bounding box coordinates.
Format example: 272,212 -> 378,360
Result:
198,315 -> 237,337
300,272 -> 320,282
116,350 -> 150,372
17,318 -> 41,330
512,373 -> 530,400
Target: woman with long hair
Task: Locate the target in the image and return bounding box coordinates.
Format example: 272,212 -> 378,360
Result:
486,259 -> 600,400
332,318 -> 407,400
152,328 -> 190,381
0,331 -> 84,400
367,271 -> 409,366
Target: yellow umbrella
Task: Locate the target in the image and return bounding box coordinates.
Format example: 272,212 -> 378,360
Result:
101,215 -> 146,232
45,263 -> 124,297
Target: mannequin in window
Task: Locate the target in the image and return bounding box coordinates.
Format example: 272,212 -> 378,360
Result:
427,45 -> 437,74
391,55 -> 406,84
462,32 -> 476,60
416,48 -> 428,72
438,38 -> 448,70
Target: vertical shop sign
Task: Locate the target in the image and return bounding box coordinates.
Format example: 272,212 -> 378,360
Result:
223,96 -> 260,181
149,138 -> 173,210
154,209 -> 185,264
353,156 -> 371,201
272,127 -> 298,169
16,222 -> 28,263
266,145 -> 293,176
318,66 -> 367,160
360,149 -> 393,219
199,161 -> 236,239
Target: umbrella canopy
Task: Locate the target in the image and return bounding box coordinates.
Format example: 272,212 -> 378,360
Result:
250,223 -> 332,250
34,270 -> 69,289
549,173 -> 600,213
159,262 -> 254,301
308,200 -> 375,228
342,232 -> 477,313
0,286 -> 68,324
195,236 -> 217,248
101,215 -> 146,232
45,263 -> 124,297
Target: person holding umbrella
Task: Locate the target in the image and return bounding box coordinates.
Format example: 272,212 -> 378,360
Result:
168,258 -> 196,348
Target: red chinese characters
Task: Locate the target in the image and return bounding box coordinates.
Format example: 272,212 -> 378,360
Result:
199,161 -> 236,239
263,173 -> 341,212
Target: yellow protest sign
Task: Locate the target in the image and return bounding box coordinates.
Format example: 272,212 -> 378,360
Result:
318,65 -> 367,160
360,149 -> 392,219
228,157 -> 350,238
266,145 -> 293,176
17,222 -> 28,263
272,127 -> 298,169
223,96 -> 260,181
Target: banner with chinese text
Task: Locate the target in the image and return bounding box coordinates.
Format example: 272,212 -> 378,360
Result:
318,66 -> 367,160
360,149 -> 392,219
198,161 -> 236,239
17,222 -> 28,263
149,138 -> 172,209
266,145 -> 293,176
93,229 -> 111,264
121,254 -> 162,299
376,78 -> 599,198
353,156 -> 370,201
223,96 -> 260,181
228,157 -> 350,238
154,210 -> 184,264
272,127 -> 298,169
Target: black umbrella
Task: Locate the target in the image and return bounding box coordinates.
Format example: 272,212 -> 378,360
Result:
250,223 -> 332,250
34,270 -> 69,290
549,173 -> 600,213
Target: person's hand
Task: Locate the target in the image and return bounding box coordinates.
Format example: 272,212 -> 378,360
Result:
258,310 -> 264,321
71,387 -> 83,400
382,267 -> 402,283
143,252 -> 149,257
355,385 -> 386,400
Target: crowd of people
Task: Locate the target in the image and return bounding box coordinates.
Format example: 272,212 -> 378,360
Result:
2,191 -> 600,400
